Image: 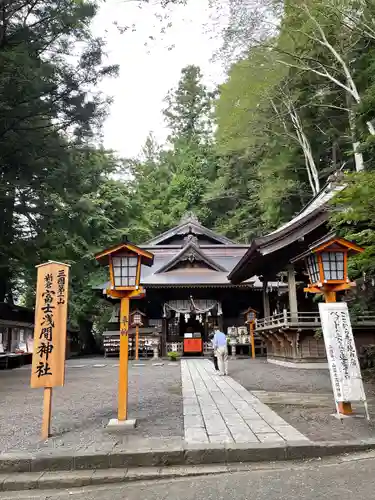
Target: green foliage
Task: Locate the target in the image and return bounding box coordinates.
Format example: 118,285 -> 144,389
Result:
167,351 -> 181,361
164,65 -> 215,143
212,0 -> 375,236
5,0 -> 375,352
129,65 -> 220,234
330,172 -> 375,276
330,171 -> 375,313
0,0 -> 125,350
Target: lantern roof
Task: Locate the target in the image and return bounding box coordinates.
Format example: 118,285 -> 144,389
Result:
95,240 -> 154,267
242,307 -> 258,315
130,309 -> 146,317
291,234 -> 364,263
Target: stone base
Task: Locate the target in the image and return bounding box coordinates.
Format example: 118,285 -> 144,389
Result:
106,418 -> 137,432
267,358 -> 328,369
331,413 -> 366,420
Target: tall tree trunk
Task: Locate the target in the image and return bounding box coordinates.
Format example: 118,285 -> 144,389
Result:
0,171 -> 15,303
346,90 -> 365,172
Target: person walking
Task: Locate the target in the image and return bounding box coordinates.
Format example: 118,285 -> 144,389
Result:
209,332 -> 219,371
213,326 -> 228,376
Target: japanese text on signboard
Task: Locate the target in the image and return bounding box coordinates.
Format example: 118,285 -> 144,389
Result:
31,263 -> 69,389
319,302 -> 366,403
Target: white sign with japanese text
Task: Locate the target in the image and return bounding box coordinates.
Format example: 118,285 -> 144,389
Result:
319,302 -> 366,402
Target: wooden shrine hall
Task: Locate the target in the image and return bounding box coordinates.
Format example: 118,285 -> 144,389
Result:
228,180 -> 375,367
98,213 -> 283,358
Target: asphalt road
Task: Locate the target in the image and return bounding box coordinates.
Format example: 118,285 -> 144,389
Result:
4,452 -> 375,500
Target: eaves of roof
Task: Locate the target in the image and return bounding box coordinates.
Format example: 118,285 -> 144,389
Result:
143,221 -> 235,246
228,200 -> 331,284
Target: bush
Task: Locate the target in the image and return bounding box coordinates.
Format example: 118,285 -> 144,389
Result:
167,351 -> 180,361
359,344 -> 375,370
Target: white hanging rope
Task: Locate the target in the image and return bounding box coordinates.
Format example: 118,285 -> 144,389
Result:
163,297 -> 222,317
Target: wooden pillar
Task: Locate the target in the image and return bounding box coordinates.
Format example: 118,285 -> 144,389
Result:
262,280 -> 270,319
287,264 -> 298,321
118,296 -> 130,421
218,315 -> 224,332
135,324 -> 139,361
161,318 -> 167,357
42,387 -> 52,440
249,322 -> 255,359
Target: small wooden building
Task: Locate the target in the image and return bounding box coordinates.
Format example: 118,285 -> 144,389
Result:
98,213 -> 284,358
229,181 -> 375,367
0,302 -> 80,369
0,302 -> 34,369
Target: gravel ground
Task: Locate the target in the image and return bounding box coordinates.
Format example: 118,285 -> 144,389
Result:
5,356 -> 375,453
229,359 -> 333,394
230,359 -> 375,441
0,357 -> 183,453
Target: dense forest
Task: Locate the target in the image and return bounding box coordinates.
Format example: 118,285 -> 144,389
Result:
2,0 -> 375,350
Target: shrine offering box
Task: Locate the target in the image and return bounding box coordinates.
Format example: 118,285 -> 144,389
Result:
183,333 -> 203,354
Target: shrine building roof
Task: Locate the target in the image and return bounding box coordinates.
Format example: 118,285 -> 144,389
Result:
95,213 -> 284,291
228,182 -> 345,284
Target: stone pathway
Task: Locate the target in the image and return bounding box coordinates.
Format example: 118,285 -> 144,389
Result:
181,359 -> 310,445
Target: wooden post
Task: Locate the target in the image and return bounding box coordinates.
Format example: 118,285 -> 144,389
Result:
250,322 -> 255,359
287,264 -> 298,321
161,318 -> 167,357
118,295 -> 130,421
262,280 -> 270,320
31,261 -> 70,440
42,387 -> 52,440
324,290 -> 337,304
135,324 -> 139,361
324,289 -> 353,416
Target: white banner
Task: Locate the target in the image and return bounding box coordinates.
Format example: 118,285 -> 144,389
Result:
319,302 -> 366,403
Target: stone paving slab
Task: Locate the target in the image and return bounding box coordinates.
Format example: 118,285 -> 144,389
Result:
182,359 -> 310,445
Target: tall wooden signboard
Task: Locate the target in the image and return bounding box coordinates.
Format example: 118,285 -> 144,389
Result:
30,261 -> 70,439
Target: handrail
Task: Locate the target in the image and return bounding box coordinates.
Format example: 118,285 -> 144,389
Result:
255,309 -> 375,331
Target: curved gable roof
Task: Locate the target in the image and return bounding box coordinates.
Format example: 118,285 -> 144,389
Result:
228,182 -> 345,284
156,241 -> 227,273
143,216 -> 236,246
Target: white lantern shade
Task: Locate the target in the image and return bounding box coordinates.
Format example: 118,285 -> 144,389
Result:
132,313 -> 142,325
112,255 -> 139,288
306,254 -> 320,284
321,251 -> 345,281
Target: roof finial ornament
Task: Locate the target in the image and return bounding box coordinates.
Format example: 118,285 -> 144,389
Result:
184,233 -> 199,246
180,211 -> 200,225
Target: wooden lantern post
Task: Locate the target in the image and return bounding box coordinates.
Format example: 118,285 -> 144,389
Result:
293,236 -> 364,416
135,324 -> 139,361
244,308 -> 257,359
130,310 -> 145,361
95,241 -> 153,423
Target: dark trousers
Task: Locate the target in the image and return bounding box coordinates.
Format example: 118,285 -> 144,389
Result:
213,354 -> 219,371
